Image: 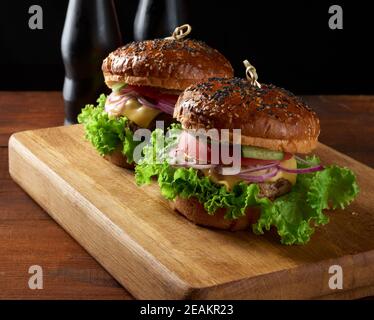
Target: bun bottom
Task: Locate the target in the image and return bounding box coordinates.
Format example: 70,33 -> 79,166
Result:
170,197 -> 261,231
103,147 -> 135,170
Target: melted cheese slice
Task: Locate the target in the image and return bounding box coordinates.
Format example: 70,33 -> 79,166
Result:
107,97 -> 161,128
203,156 -> 297,191
268,157 -> 297,184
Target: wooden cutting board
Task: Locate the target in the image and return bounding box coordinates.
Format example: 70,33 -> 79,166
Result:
8,125 -> 374,299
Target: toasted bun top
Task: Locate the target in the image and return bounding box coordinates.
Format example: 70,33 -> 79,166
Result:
174,78 -> 320,153
102,39 -> 234,91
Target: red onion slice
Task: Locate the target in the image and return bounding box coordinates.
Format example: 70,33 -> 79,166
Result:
137,96 -> 174,115
116,87 -> 134,95
155,100 -> 175,115
106,89 -> 176,115
136,96 -> 154,107
171,162 -> 215,170
106,94 -> 126,105
112,95 -> 133,106
168,148 -> 210,169
277,164 -> 324,174
238,167 -> 279,182
213,162 -> 279,176
107,94 -> 122,103
237,162 -> 279,174
105,94 -> 134,112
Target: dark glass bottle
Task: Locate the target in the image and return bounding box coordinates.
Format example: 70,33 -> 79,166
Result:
61,0 -> 122,124
134,0 -> 188,40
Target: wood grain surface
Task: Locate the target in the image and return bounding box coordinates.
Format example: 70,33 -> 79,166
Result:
1,92 -> 373,299
8,124 -> 374,299
0,92 -> 131,299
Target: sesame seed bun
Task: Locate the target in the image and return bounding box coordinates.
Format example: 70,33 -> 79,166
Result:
102,39 -> 234,91
174,78 -> 320,154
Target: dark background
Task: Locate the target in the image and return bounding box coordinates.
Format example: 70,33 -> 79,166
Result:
0,0 -> 373,94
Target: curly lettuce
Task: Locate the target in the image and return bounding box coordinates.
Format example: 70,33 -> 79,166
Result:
253,162 -> 359,244
77,94 -> 139,163
135,128 -> 359,245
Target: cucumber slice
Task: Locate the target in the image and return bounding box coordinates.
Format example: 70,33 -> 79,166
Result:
241,145 -> 284,160
112,82 -> 127,92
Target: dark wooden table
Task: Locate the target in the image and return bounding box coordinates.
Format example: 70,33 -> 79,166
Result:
0,92 -> 373,299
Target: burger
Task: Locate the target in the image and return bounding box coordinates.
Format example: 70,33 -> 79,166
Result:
77,25 -> 234,169
135,77 -> 359,245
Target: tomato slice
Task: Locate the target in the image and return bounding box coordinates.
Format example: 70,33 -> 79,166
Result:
176,132 -> 294,166
283,152 -> 293,161
127,85 -> 179,104
177,132 -> 211,163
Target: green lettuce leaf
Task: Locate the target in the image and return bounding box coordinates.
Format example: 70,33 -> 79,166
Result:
135,128 -> 359,245
77,94 -> 139,163
253,165 -> 359,244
